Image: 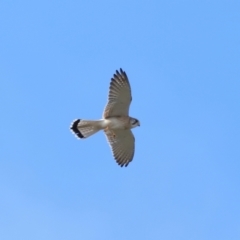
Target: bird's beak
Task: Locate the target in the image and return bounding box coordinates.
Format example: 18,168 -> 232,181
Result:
138,122 -> 140,127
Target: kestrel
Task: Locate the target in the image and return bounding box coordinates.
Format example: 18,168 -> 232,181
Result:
70,68 -> 140,167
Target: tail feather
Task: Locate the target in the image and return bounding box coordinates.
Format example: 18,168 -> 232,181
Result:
70,119 -> 103,139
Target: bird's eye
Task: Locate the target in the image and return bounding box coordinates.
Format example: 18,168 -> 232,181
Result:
132,119 -> 138,125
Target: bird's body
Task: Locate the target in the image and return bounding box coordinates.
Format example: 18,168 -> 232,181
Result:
70,69 -> 140,167
105,116 -> 138,130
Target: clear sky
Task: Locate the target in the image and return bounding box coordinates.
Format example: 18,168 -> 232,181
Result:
1,1 -> 240,239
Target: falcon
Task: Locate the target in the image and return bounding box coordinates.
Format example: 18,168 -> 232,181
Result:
70,68 -> 140,167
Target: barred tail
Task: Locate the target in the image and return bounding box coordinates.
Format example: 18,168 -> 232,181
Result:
70,119 -> 103,139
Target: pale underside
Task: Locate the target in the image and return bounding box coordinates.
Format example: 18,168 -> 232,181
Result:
103,69 -> 135,167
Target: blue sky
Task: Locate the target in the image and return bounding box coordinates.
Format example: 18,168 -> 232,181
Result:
1,1 -> 240,239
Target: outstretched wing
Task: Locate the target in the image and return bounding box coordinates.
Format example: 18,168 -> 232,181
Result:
104,129 -> 135,167
103,69 -> 132,118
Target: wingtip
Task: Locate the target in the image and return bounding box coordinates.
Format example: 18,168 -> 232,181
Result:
116,68 -> 124,74
117,161 -> 129,167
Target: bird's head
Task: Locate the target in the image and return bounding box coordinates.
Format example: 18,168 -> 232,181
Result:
130,118 -> 140,128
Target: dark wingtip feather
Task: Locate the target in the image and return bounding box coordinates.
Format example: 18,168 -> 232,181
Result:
116,68 -> 124,75
70,119 -> 84,139
117,162 -> 129,167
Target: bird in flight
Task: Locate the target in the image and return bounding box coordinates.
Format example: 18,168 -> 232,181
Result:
70,68 -> 140,167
